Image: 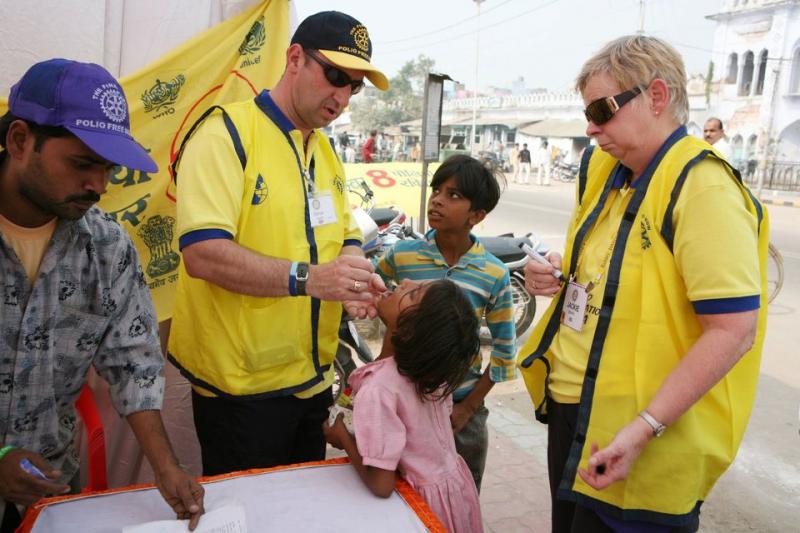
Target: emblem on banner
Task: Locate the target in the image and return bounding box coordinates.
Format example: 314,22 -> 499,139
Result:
137,215 -> 180,278
239,16 -> 266,56
252,174 -> 268,205
141,75 -> 185,118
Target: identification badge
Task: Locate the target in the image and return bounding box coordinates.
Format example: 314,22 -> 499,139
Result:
309,192 -> 337,227
561,280 -> 588,332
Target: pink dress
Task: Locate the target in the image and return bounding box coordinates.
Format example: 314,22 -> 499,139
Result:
349,357 -> 483,533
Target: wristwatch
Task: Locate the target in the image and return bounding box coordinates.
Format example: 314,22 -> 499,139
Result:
295,262 -> 309,296
639,410 -> 666,437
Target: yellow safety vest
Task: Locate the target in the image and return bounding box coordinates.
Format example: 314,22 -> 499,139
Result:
168,92 -> 357,397
517,130 -> 769,525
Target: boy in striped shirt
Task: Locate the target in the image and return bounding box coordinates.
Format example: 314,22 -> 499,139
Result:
375,154 -> 516,491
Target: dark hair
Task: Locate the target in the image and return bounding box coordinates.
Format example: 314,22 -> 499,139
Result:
707,117 -> 724,130
392,280 -> 480,400
0,112 -> 71,152
430,154 -> 504,213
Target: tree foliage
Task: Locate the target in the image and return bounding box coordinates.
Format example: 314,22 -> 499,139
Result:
349,55 -> 435,132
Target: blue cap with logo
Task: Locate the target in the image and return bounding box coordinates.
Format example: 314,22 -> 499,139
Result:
8,58 -> 158,173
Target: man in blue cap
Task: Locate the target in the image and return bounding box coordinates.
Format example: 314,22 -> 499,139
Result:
0,59 -> 204,531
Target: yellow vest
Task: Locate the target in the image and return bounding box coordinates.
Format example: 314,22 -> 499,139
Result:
518,130 -> 769,524
168,92 -> 356,397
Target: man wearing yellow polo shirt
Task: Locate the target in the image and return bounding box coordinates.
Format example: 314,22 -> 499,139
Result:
169,11 -> 389,476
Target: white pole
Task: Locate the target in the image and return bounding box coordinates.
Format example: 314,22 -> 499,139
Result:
471,0 -> 484,156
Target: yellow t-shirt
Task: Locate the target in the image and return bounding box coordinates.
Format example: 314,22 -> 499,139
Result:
548,160 -> 761,403
0,214 -> 57,283
170,95 -> 361,399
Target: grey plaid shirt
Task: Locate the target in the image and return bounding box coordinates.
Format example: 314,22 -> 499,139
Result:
0,207 -> 164,482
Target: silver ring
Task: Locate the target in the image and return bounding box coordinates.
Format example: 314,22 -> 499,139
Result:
353,280 -> 363,291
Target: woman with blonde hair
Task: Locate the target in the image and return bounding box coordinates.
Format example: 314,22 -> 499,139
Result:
519,35 -> 769,532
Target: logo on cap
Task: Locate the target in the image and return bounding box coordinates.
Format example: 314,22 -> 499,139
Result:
351,25 -> 370,53
93,83 -> 127,123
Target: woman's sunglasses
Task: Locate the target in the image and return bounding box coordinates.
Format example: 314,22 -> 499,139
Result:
583,86 -> 643,125
305,50 -> 365,95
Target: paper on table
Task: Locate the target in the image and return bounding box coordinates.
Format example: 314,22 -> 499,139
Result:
122,501 -> 247,533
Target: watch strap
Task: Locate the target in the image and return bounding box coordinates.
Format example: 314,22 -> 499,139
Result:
639,410 -> 666,437
295,262 -> 309,297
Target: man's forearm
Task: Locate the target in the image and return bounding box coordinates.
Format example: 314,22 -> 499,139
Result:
182,239 -> 291,297
127,410 -> 179,476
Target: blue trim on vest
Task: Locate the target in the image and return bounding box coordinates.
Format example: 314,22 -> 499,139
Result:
220,111 -> 247,170
254,90 -> 295,134
568,491 -> 703,529
578,145 -> 594,204
254,91 -> 324,375
659,149 -> 711,252
693,294 -> 760,314
171,105 -> 246,182
167,352 -> 331,399
343,238 -> 363,248
179,228 -> 233,250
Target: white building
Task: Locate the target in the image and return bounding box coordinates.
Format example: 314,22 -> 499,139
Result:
699,0 -> 800,190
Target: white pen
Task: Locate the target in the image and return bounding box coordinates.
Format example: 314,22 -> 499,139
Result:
519,243 -> 566,283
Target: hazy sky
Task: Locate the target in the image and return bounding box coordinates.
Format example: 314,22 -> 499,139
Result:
293,0 -> 724,92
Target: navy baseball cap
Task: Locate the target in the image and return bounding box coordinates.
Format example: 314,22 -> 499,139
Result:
292,11 -> 388,91
8,58 -> 158,173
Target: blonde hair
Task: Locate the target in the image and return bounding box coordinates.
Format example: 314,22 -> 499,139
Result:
576,35 -> 689,124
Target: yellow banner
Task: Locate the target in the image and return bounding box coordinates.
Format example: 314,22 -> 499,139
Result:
0,1 -> 288,319
344,162 -> 440,223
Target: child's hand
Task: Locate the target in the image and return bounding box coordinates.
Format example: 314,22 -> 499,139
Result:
323,413 -> 351,450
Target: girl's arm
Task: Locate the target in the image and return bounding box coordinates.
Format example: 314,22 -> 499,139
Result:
323,416 -> 397,498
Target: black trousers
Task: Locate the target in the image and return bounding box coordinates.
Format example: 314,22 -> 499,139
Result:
192,387 -> 333,476
547,399 -> 698,533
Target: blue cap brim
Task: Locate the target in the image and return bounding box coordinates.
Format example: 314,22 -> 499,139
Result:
67,126 -> 159,173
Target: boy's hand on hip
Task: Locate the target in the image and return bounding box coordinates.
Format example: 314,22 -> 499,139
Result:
450,402 -> 475,434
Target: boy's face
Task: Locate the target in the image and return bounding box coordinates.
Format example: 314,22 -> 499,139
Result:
427,176 -> 485,232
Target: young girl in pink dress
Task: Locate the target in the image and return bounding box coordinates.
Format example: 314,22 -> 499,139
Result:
324,279 -> 483,532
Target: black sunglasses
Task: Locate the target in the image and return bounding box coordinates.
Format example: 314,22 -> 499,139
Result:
305,50 -> 365,95
583,86 -> 643,125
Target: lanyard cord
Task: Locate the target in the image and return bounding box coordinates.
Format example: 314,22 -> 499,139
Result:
574,186 -> 631,291
256,99 -> 316,194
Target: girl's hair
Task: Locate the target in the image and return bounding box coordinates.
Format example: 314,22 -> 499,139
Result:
392,280 -> 480,400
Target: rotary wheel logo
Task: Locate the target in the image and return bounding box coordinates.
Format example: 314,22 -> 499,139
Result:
352,25 -> 370,52
99,88 -> 127,123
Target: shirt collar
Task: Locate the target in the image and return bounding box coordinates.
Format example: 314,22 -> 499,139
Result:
610,125 -> 688,190
420,229 -> 486,269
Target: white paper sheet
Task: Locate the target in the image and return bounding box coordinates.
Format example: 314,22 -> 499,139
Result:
122,502 -> 247,533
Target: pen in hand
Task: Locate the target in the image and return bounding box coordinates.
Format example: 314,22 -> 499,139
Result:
519,243 -> 566,283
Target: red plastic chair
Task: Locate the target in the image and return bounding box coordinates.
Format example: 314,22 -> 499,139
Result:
75,384 -> 108,491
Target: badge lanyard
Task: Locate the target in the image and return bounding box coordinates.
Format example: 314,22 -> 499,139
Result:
562,186 -> 630,332
573,185 -> 631,292
259,104 -> 338,228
